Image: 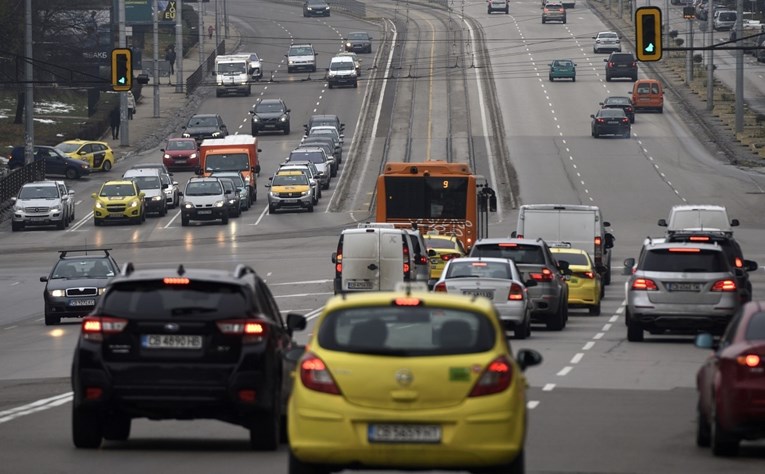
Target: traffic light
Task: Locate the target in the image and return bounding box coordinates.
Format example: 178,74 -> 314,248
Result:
635,7 -> 662,62
111,48 -> 132,91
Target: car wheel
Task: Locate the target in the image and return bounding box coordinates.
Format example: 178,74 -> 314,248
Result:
549,75 -> 553,81
72,406 -> 103,449
11,221 -> 22,232
65,168 -> 79,179
103,414 -> 131,441
632,75 -> 637,81
250,391 -> 281,451
505,8 -> 509,13
697,404 -> 711,447
563,19 -> 567,24
181,216 -> 189,226
572,76 -> 576,82
307,203 -> 314,213
627,316 -> 644,342
589,302 -> 601,316
312,66 -> 317,73
251,128 -> 259,136
353,80 -> 358,88
94,218 -> 102,227
44,313 -> 60,326
102,160 -> 112,172
593,129 -> 600,138
603,266 -> 611,285
289,450 -> 330,474
624,130 -> 631,138
546,304 -> 566,331
487,8 -> 491,14
284,125 -> 290,135
221,215 -> 229,225
287,67 -> 293,73
514,319 -> 529,340
711,405 -> 739,456
268,204 -> 275,214
605,75 -> 611,82
57,218 -> 66,230
658,106 -> 664,113
328,83 -> 333,89
542,19 -> 546,23
485,449 -> 524,474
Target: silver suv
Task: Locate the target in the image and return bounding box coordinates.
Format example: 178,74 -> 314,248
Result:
469,238 -> 570,331
624,241 -> 742,342
180,177 -> 229,226
658,204 -> 739,235
11,180 -> 72,231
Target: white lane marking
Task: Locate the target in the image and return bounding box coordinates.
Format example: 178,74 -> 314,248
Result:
609,315 -> 618,323
570,353 -> 584,364
527,401 -> 540,409
249,205 -> 268,226
0,392 -> 73,424
10,282 -> 19,286
542,383 -> 556,391
4,325 -> 17,330
582,341 -> 595,351
273,292 -> 333,298
164,210 -> 181,228
68,211 -> 94,231
593,332 -> 604,339
270,279 -> 332,286
305,307 -> 325,321
280,309 -> 313,313
616,305 -> 624,314
602,324 -> 612,331
557,366 -> 573,376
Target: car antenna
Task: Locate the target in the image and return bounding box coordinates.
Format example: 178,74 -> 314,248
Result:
177,264 -> 185,276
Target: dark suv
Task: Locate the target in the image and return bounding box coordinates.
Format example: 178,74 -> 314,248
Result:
604,52 -> 638,81
9,145 -> 91,179
71,263 -> 307,449
250,98 -> 291,135
469,238 -> 570,331
182,114 -> 228,144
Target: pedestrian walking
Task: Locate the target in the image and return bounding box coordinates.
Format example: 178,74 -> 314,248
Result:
208,25 -> 214,40
109,107 -> 120,140
165,45 -> 176,76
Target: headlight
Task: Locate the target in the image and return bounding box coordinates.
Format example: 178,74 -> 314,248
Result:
81,164 -> 89,169
346,42 -> 351,47
183,202 -> 194,209
300,191 -> 308,196
214,200 -> 225,207
239,189 -> 247,197
190,153 -> 198,159
49,289 -> 65,297
163,153 -> 171,159
130,201 -> 139,208
307,6 -> 312,9
350,70 -> 357,77
13,204 -> 22,211
326,6 -> 330,10
51,204 -> 62,211
252,117 -> 260,122
228,199 -> 236,204
152,195 -> 163,201
182,133 -> 191,138
288,59 -> 295,65
244,175 -> 251,183
270,191 -> 278,197
280,116 -> 287,122
212,132 -> 221,137
95,201 -> 104,209
98,288 -> 106,295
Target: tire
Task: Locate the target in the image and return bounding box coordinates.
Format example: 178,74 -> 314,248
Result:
216,90 -> 222,97
328,83 -> 333,89
605,76 -> 611,82
711,406 -> 739,456
141,211 -> 146,223
161,205 -> 168,217
546,304 -> 566,331
603,267 -> 611,285
103,415 -> 131,441
697,405 -> 711,447
268,204 -> 276,214
287,67 -> 293,73
563,19 -> 567,24
589,302 -> 601,316
57,218 -> 66,230
94,218 -> 102,227
44,313 -> 60,326
181,216 -> 189,226
514,317 -> 530,340
307,203 -> 314,213
631,75 -> 637,82
627,317 -> 644,342
505,8 -> 509,14
572,76 -> 576,82
11,221 -> 22,232
542,19 -> 546,24
102,160 -> 112,172
65,168 -> 79,179
311,66 -> 317,73
624,130 -> 631,138
549,75 -> 553,81
250,391 -> 281,451
284,125 -> 290,135
593,129 -> 600,138
485,449 -> 525,474
658,106 -> 664,113
72,406 -> 103,449
488,8 -> 491,14
252,128 -> 259,136
353,81 -> 358,88
221,215 -> 229,225
289,450 -> 329,474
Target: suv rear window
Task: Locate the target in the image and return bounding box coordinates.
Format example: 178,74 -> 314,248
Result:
471,243 -> 545,264
317,307 -> 495,355
610,53 -> 635,63
102,280 -> 249,319
641,249 -> 727,272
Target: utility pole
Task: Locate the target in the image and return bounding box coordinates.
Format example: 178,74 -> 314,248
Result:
153,0 -> 160,117
119,0 -> 129,146
224,0 -> 229,38
24,0 -> 34,165
686,18 -> 693,84
707,6 -> 715,111
735,0 -> 744,133
175,0 -> 183,93
215,0 -> 220,49
198,1 -> 205,69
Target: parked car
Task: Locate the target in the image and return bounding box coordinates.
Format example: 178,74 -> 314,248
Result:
8,145 -> 91,179
56,140 -> 115,172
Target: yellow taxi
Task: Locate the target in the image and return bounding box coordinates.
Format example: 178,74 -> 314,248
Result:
287,288 -> 542,473
266,170 -> 314,214
92,180 -> 145,226
423,234 -> 467,285
551,247 -> 602,315
56,140 -> 115,172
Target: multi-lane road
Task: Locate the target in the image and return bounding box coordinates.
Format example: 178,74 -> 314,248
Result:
1,0 -> 764,472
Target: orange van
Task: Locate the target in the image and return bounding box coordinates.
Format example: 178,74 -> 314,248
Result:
631,79 -> 664,113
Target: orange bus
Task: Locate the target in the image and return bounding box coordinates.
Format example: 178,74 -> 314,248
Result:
375,161 -> 496,251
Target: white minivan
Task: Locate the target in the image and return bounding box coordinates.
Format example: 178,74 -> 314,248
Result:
513,204 -> 615,284
332,226 -> 416,294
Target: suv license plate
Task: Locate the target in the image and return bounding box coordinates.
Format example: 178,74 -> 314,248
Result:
141,335 -> 203,350
30,217 -> 47,222
198,210 -> 212,215
69,299 -> 95,306
368,424 -> 441,443
666,282 -> 701,292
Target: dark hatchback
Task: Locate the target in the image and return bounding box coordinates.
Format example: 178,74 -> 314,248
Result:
71,264 -> 307,449
604,52 -> 638,81
9,145 -> 91,179
591,108 -> 631,138
600,96 -> 635,123
41,249 -> 119,326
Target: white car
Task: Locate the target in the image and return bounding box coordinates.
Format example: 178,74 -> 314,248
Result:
433,257 -> 537,339
286,44 -> 317,73
593,31 -> 621,53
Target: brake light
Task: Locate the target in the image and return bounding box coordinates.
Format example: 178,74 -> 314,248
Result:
711,279 -> 736,292
516,234 -> 524,238
434,281 -> 447,292
81,316 -> 128,342
418,255 -> 428,265
441,253 -> 460,261
737,354 -> 762,367
622,118 -> 629,124
631,61 -> 637,68
498,243 -> 518,248
335,251 -> 343,275
508,283 -> 524,301
530,268 -> 554,282
689,236 -> 710,242
471,262 -> 488,267
403,242 -> 411,278
596,118 -> 605,123
164,277 -> 190,285
608,61 -> 614,68
394,297 -> 422,306
300,353 -> 341,395
469,356 -> 513,397
631,278 -> 658,291
668,248 -> 701,253
626,107 -> 633,112
217,319 -> 268,343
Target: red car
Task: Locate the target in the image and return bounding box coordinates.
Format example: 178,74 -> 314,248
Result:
696,301 -> 765,456
161,137 -> 199,171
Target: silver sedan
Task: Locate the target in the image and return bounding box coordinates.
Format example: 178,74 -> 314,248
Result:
433,257 -> 536,339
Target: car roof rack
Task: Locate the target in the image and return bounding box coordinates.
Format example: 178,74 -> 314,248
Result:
233,264 -> 256,279
58,248 -> 112,258
120,262 -> 135,276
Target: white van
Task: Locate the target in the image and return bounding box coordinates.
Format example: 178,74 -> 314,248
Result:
331,226 -> 415,294
355,222 -> 433,284
514,204 -> 615,284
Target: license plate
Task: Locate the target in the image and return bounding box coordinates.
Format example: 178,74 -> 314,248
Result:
347,280 -> 373,290
462,290 -> 494,298
110,212 -> 124,216
141,334 -> 203,349
368,424 -> 441,443
666,282 -> 701,292
198,210 -> 212,215
174,158 -> 187,163
69,299 -> 95,306
30,217 -> 47,221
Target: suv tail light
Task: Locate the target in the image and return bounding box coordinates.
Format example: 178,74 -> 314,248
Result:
530,268 -> 554,282
335,241 -> 343,276
596,118 -> 605,123
217,319 -> 268,343
631,278 -> 658,291
300,353 -> 341,395
578,271 -> 595,279
711,279 -> 736,292
608,61 -> 614,68
82,316 -> 128,342
469,356 -> 513,397
403,241 -> 411,279
434,281 -> 447,292
509,283 -> 524,301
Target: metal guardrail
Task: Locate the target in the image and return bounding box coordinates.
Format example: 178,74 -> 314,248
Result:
0,160 -> 46,219
187,40 -> 226,96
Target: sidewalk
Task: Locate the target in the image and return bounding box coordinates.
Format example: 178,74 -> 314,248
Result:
101,7 -> 241,161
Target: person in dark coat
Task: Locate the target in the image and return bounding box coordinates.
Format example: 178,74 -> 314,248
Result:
165,46 -> 176,75
109,107 -> 120,139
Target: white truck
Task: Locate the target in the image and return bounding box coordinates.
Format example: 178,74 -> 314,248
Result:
514,204 -> 615,284
213,54 -> 252,97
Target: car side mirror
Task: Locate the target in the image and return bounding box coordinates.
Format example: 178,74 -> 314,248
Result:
160,148 -> 165,152
516,349 -> 543,371
730,219 -> 740,227
68,190 -> 75,195
603,58 -> 608,62
603,221 -> 611,227
10,197 -> 17,203
557,260 -> 569,271
524,279 -> 538,288
195,168 -> 202,176
287,313 -> 307,333
744,260 -> 759,272
264,183 -> 271,188
428,249 -> 437,257
90,192 -> 96,199
181,126 -> 187,130
331,252 -> 337,263
178,191 -> 184,196
139,192 -> 145,198
40,276 -> 48,282
624,257 -> 636,268
285,345 -> 306,363
78,150 -> 87,155
605,232 -> 615,249
694,333 -> 717,350
658,218 -> 668,227
173,181 -> 178,186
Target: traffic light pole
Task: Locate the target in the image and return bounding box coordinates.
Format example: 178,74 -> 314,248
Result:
736,0 -> 744,133
118,0 -> 129,147
24,0 -> 34,165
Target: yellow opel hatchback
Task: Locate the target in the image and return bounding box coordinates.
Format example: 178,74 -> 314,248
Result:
551,247 -> 602,315
92,180 -> 145,226
56,140 -> 115,172
288,290 -> 542,474
423,234 -> 467,286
